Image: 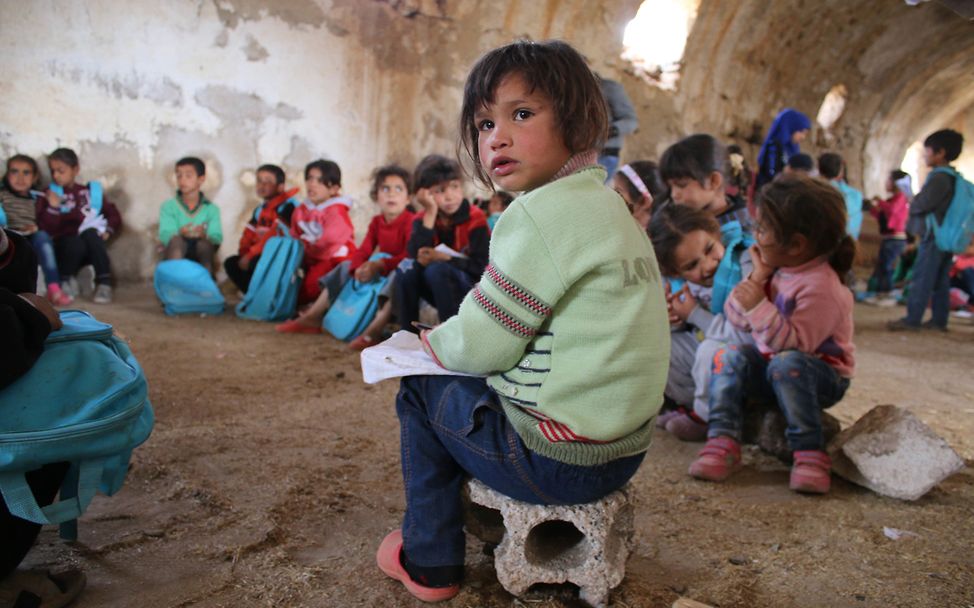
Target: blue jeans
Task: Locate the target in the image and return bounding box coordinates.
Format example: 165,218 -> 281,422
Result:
904,237 -> 953,327
708,346 -> 849,451
396,261 -> 475,332
598,154 -> 619,184
870,238 -> 906,294
951,267 -> 974,300
396,375 -> 644,568
27,231 -> 60,285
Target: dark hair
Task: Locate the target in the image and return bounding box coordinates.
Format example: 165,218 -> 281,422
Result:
647,202 -> 720,276
787,153 -> 814,172
755,175 -> 856,282
659,134 -> 728,186
370,164 -> 413,201
924,129 -> 964,161
413,154 -> 461,190
617,160 -> 666,202
890,169 -> 908,182
817,152 -> 844,179
257,164 -> 285,184
176,156 -> 206,177
49,147 -> 79,168
3,154 -> 40,191
492,191 -> 515,209
304,159 -> 341,186
459,39 -> 608,188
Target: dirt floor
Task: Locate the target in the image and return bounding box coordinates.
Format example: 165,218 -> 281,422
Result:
20,284 -> 974,608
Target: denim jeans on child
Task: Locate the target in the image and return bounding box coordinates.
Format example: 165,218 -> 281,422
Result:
904,237 -> 953,327
708,345 -> 849,451
396,374 -> 644,569
396,261 -> 475,331
27,230 -> 61,285
870,238 -> 906,294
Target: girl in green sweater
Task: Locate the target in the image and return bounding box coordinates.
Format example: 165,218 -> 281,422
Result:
375,40 -> 670,602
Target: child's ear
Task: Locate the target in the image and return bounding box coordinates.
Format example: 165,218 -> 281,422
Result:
707,170 -> 724,191
787,233 -> 809,257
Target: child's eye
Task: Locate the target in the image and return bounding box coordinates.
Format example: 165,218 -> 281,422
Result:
513,109 -> 533,121
477,119 -> 494,131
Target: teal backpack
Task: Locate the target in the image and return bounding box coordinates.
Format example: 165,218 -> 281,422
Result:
49,181 -> 103,214
154,259 -> 225,315
322,254 -> 391,341
925,167 -> 974,253
710,220 -> 754,315
236,236 -> 305,322
0,310 -> 154,540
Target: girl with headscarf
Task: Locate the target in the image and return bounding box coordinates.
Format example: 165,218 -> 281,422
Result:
754,108 -> 811,190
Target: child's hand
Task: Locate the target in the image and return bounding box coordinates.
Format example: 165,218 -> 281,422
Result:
354,261 -> 381,283
238,255 -> 253,271
100,231 -> 110,241
732,280 -> 765,311
415,188 -> 438,213
46,191 -> 63,207
417,247 -> 447,266
669,284 -> 697,321
748,244 -> 774,283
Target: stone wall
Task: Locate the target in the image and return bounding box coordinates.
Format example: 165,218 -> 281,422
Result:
0,0 -> 970,280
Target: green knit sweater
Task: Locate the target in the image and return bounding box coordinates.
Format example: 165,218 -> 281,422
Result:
427,165 -> 670,466
159,195 -> 223,246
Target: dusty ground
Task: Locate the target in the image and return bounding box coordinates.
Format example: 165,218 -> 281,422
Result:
21,284 -> 974,608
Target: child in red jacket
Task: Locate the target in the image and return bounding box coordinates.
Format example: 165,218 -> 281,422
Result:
277,164 -> 415,339
290,159 -> 357,305
224,164 -> 299,293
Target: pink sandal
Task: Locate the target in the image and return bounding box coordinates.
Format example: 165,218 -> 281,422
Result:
376,530 -> 459,602
348,334 -> 375,351
790,450 -> 832,494
274,319 -> 322,334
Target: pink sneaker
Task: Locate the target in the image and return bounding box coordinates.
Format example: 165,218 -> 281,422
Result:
688,436 -> 742,482
274,319 -> 322,334
376,530 -> 459,602
666,412 -> 708,442
789,450 -> 832,494
47,284 -> 74,307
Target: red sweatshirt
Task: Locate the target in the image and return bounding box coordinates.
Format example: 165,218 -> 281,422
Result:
348,210 -> 416,274
237,188 -> 299,260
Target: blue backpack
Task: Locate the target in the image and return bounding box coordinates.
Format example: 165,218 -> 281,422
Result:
0,310 -> 154,540
153,259 -> 225,315
710,220 -> 754,315
323,254 -> 391,341
236,236 -> 304,321
926,167 -> 974,253
50,181 -> 103,214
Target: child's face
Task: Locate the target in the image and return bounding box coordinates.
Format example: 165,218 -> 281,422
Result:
922,146 -> 946,167
673,229 -> 725,286
475,73 -> 572,192
376,175 -> 410,218
791,129 -> 808,144
176,165 -> 205,195
48,159 -> 79,188
612,174 -> 637,208
754,209 -> 809,269
256,170 -> 283,200
668,172 -> 723,212
6,160 -> 36,195
430,179 -> 464,215
306,168 -> 340,203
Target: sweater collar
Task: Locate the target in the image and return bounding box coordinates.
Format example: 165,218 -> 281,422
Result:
549,150 -> 600,184
778,255 -> 830,277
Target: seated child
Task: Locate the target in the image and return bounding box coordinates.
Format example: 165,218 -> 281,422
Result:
159,157 -> 223,275
890,129 -> 965,331
783,153 -> 814,176
485,190 -> 513,231
224,164 -> 298,292
689,175 -> 855,495
1,155 -> 72,305
290,159 -> 356,305
37,148 -> 121,304
649,204 -> 754,441
659,134 -> 752,231
276,164 -> 415,338
375,39 -> 669,601
818,152 -> 864,240
396,154 -> 488,331
613,160 -> 665,228
865,169 -> 911,305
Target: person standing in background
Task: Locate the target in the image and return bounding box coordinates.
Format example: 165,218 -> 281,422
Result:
598,76 -> 639,182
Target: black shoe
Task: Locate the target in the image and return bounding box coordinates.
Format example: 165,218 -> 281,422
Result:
887,319 -> 920,332
920,320 -> 948,332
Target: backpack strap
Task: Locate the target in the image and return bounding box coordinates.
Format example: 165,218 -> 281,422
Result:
711,221 -> 753,314
87,181 -> 103,214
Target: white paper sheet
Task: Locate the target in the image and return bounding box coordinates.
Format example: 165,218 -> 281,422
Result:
359,330 -> 485,384
434,243 -> 467,259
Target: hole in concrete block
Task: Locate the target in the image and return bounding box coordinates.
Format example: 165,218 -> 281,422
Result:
525,519 -> 587,567
464,503 -> 505,545
524,581 -> 581,602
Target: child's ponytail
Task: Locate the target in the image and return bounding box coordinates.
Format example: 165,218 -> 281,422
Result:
828,235 -> 857,284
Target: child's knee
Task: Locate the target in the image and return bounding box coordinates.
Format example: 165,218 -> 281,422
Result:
767,350 -> 809,382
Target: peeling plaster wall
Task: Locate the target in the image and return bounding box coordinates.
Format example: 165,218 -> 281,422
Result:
0,0 -> 640,281
0,0 -> 969,280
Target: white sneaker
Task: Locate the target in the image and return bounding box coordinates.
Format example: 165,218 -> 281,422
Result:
78,265 -> 96,299
877,296 -> 899,308
861,295 -> 880,305
952,309 -> 973,319
62,276 -> 80,299
93,284 -> 113,304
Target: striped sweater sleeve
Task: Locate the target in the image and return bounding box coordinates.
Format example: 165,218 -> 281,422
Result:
426,205 -> 566,374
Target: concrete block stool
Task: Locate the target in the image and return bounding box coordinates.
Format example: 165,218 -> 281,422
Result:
464,479 -> 635,608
